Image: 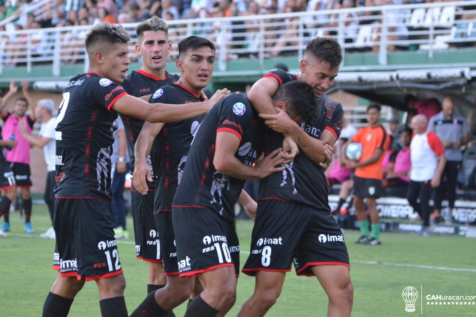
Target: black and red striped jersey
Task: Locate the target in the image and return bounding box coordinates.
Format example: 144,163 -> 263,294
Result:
55,73 -> 127,201
172,93 -> 263,222
119,70 -> 179,189
150,83 -> 206,213
258,69 -> 344,210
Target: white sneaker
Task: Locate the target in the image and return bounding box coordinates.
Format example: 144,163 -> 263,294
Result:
40,227 -> 55,239
0,230 -> 7,237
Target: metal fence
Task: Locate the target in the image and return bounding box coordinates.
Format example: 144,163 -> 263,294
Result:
1,0 -> 476,76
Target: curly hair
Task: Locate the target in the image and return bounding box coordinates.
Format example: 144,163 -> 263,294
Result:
273,81 -> 317,123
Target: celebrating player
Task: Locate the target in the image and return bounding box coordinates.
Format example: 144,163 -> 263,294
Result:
239,38 -> 353,317
42,22 -> 228,317
119,17 -> 179,297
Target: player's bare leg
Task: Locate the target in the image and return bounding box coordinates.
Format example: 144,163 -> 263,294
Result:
238,271 -> 286,317
95,274 -> 128,317
185,267 -> 236,317
43,273 -> 85,317
313,265 -> 353,317
147,262 -> 167,294
50,272 -> 86,299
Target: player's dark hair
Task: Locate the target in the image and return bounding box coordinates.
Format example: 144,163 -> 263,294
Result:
136,17 -> 168,39
367,103 -> 381,113
15,96 -> 27,106
305,37 -> 342,69
401,126 -> 413,135
178,36 -> 215,59
273,81 -> 317,122
85,22 -> 130,52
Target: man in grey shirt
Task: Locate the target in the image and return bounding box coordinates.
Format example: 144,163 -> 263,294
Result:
428,97 -> 468,218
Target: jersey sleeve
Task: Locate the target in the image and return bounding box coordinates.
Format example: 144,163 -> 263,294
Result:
216,96 -> 252,141
351,128 -> 364,143
262,69 -> 297,87
121,79 -> 132,95
427,132 -> 445,156
378,126 -> 390,150
324,101 -> 343,140
149,86 -> 177,104
88,78 -> 127,111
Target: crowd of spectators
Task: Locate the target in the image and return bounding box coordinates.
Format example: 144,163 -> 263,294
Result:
0,0 -> 472,65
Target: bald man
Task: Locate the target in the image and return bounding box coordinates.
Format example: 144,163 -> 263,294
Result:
408,115 -> 446,236
428,97 -> 468,220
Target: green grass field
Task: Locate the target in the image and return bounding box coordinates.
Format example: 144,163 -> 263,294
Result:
1,204 -> 475,317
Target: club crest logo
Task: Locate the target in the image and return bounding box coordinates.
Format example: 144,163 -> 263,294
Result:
99,78 -> 112,87
233,103 -> 246,116
153,89 -> 164,99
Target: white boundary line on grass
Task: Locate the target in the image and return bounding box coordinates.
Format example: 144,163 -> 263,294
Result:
7,233 -> 476,273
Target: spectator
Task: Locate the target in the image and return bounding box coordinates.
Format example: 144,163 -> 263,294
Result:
117,12 -> 130,23
64,0 -> 83,13
161,0 -> 180,20
112,118 -> 129,239
408,114 -> 446,236
383,126 -> 412,198
97,0 -> 118,19
393,108 -> 417,151
129,2 -> 143,22
19,99 -> 56,239
271,16 -> 299,56
29,20 -> 49,60
428,97 -> 468,220
98,7 -> 117,23
77,6 -> 90,23
0,80 -> 36,234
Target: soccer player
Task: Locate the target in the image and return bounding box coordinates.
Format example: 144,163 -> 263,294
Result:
343,104 -> 391,245
19,99 -> 57,239
0,80 -> 36,233
0,129 -> 17,237
119,17 -> 180,296
42,22 -> 228,317
239,38 -> 353,317
130,81 -> 317,317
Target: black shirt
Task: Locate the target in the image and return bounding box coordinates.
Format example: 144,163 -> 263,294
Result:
172,93 -> 263,222
150,83 -> 206,213
259,69 -> 343,210
120,70 -> 179,188
55,73 -> 127,201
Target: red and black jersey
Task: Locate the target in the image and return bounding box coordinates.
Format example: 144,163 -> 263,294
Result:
259,69 -> 344,210
55,73 -> 127,201
172,93 -> 263,222
119,70 -> 179,186
150,83 -> 206,213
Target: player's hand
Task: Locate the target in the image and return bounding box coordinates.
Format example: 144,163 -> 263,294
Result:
260,108 -> 297,134
431,176 -> 441,188
345,161 -> 358,170
199,90 -> 208,101
117,161 -> 126,173
4,139 -> 17,148
21,80 -> 29,92
452,140 -> 461,149
207,89 -> 231,110
9,80 -> 17,94
282,136 -> 299,163
319,144 -> 334,170
243,199 -> 257,221
255,148 -> 286,179
133,160 -> 152,195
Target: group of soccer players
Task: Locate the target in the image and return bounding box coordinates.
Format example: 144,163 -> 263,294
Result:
42,17 -> 353,317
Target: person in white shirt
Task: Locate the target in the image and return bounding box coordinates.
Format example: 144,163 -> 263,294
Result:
20,99 -> 57,239
408,114 -> 446,236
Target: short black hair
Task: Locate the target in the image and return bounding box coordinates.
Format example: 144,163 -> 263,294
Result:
85,22 -> 130,53
178,36 -> 215,59
305,37 -> 342,69
136,17 -> 168,39
401,126 -> 413,135
273,81 -> 317,122
367,103 -> 381,113
16,97 -> 28,106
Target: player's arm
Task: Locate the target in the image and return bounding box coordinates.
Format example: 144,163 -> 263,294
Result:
213,131 -> 285,180
238,190 -> 257,221
112,89 -> 229,123
0,139 -> 17,148
0,80 -> 18,118
21,81 -> 36,122
431,153 -> 446,188
19,121 -> 50,148
133,121 -> 164,195
116,128 -> 127,173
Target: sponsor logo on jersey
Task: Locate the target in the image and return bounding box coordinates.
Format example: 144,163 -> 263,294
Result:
177,256 -> 191,271
60,259 -> 78,270
170,252 -> 177,258
15,175 -> 28,180
150,230 -> 157,238
233,102 -> 246,116
301,123 -> 322,138
318,234 -> 344,243
153,89 -> 164,99
256,237 -> 283,246
135,245 -> 141,254
55,155 -> 64,166
98,240 -> 116,250
67,79 -> 85,88
203,235 -> 227,244
146,240 -> 157,245
202,245 -> 216,253
99,78 -> 112,87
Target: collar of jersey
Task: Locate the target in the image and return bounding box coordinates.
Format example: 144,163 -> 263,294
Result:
137,69 -> 168,81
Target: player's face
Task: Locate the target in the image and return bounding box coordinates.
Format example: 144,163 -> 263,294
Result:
14,100 -> 28,116
442,98 -> 454,119
101,43 -> 131,83
178,46 -> 215,91
401,131 -> 411,147
366,108 -> 380,125
300,56 -> 338,98
137,31 -> 171,72
35,104 -> 43,119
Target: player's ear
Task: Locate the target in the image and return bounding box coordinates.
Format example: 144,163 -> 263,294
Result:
300,59 -> 308,74
95,51 -> 104,65
176,59 -> 184,72
135,43 -> 141,56
167,42 -> 172,55
275,101 -> 287,111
